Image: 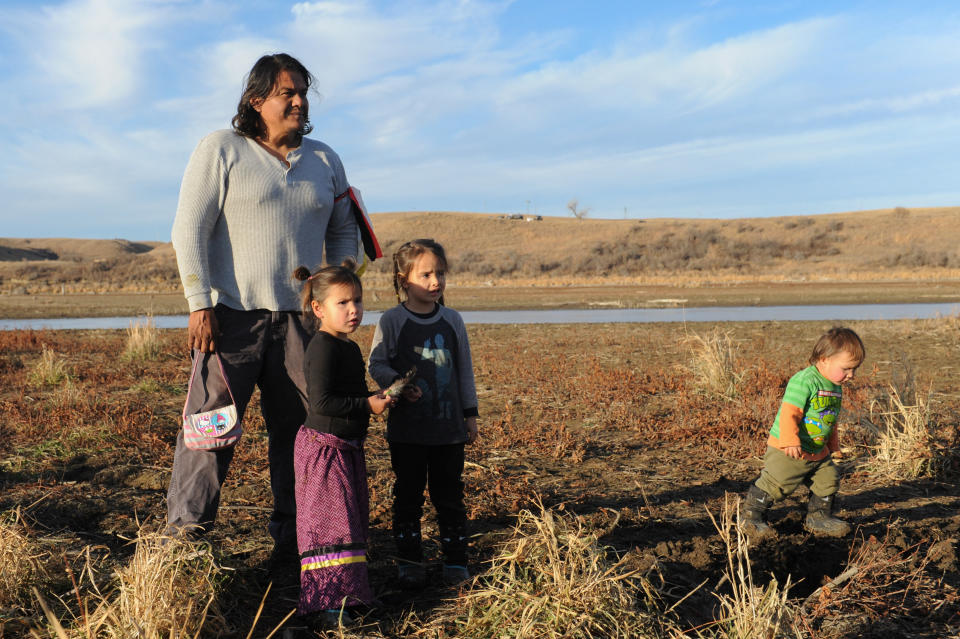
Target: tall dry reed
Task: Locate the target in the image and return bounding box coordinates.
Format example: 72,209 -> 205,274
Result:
866,386 -> 941,479
704,495 -> 800,639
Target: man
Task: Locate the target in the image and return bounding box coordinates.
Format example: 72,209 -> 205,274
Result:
167,53 -> 362,567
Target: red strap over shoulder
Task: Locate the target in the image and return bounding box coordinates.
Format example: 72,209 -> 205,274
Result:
336,186 -> 382,260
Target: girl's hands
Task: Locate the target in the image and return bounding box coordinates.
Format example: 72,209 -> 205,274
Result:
368,392 -> 396,415
465,416 -> 478,444
783,445 -> 803,460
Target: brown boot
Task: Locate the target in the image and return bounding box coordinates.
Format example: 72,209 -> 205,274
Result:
804,493 -> 851,537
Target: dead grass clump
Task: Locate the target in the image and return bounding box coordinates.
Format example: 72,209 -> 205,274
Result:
803,532 -> 960,634
426,501 -> 676,638
122,315 -> 162,362
869,387 -> 939,479
43,531 -> 233,638
0,508 -> 46,610
862,384 -> 955,480
704,495 -> 800,639
684,329 -> 745,400
27,345 -> 72,386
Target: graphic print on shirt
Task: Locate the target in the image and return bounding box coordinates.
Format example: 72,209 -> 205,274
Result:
414,334 -> 454,419
804,389 -> 841,447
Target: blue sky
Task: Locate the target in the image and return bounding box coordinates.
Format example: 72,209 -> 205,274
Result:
3,0 -> 960,240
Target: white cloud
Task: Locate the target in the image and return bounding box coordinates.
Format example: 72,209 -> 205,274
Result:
1,0 -> 163,108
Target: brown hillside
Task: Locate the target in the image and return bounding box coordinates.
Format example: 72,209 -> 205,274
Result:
365,206 -> 960,281
0,238 -> 163,262
1,206 -> 960,296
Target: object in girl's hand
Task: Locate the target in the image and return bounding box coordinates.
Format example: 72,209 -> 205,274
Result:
384,366 -> 417,397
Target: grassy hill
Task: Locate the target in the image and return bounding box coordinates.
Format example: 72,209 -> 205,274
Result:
2,206 -> 960,297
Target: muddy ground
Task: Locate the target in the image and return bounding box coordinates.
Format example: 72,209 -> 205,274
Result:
1,319 -> 959,637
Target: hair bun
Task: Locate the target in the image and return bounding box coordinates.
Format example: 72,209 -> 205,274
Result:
292,266 -> 312,281
340,256 -> 358,272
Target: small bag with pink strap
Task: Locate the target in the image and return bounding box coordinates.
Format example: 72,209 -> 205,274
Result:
182,352 -> 242,450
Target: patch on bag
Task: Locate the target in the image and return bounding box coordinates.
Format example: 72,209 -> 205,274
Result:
192,408 -> 235,436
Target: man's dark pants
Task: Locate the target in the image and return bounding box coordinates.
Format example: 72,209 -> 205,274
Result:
166,305 -> 312,546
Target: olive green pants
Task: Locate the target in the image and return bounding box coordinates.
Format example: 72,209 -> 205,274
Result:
754,446 -> 839,501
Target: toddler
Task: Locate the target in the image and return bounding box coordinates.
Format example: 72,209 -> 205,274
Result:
743,326 -> 864,538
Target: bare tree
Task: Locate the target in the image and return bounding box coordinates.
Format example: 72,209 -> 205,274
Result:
566,198 -> 590,222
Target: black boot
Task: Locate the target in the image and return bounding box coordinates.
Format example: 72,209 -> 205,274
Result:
804,493 -> 851,537
440,524 -> 470,585
742,485 -> 776,539
393,522 -> 425,589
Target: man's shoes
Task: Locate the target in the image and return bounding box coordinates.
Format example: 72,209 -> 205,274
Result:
295,608 -> 354,631
397,562 -> 427,589
442,564 -> 470,585
268,540 -> 300,584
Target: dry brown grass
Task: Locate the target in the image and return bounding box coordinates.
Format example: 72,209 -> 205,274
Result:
8,206 -> 960,298
703,495 -> 800,639
802,532 -> 960,635
684,329 -> 745,400
122,315 -> 162,362
35,530 -> 235,639
26,345 -> 72,387
0,508 -> 46,611
421,500 -> 679,639
865,386 -> 943,480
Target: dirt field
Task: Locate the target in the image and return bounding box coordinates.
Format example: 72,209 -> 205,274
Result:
1,319 -> 958,637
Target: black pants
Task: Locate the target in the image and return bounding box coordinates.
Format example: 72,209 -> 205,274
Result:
389,442 -> 467,564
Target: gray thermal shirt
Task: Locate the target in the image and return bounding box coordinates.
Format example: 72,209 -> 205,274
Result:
171,129 -> 360,312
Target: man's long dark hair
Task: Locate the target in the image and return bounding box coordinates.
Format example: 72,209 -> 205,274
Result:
231,53 -> 314,139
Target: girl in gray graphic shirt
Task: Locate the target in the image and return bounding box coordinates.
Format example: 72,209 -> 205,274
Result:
368,239 -> 479,588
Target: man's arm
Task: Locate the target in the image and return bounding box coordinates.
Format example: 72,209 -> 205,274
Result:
172,135 -> 226,349
172,136 -> 225,311
323,151 -> 362,267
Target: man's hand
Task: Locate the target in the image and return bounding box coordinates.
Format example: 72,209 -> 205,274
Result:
188,308 -> 219,353
465,416 -> 478,445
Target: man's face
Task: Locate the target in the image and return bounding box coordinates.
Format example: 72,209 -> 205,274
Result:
254,70 -> 308,139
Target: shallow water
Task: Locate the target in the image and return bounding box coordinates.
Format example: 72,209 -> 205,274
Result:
1,302 -> 958,330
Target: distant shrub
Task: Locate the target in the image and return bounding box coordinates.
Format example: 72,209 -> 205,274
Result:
883,248 -> 959,268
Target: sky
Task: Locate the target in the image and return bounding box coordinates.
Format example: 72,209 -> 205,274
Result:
4,0 -> 960,240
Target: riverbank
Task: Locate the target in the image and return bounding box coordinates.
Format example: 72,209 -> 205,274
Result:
4,279 -> 960,319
